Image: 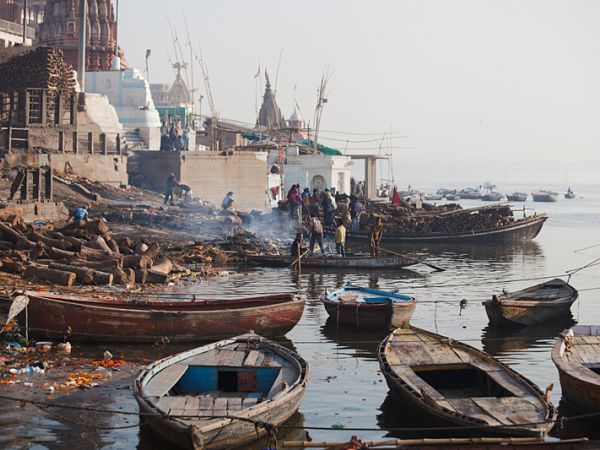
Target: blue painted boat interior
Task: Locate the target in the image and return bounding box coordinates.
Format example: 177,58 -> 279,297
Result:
329,285 -> 413,303
171,366 -> 281,396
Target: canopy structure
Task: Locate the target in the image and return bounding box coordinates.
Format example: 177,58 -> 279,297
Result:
297,139 -> 343,156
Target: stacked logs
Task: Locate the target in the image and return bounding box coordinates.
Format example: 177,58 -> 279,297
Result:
0,220 -> 180,287
358,204 -> 515,235
0,47 -> 75,92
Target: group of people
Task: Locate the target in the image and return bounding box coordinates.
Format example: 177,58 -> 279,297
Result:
160,120 -> 192,152
286,184 -> 341,227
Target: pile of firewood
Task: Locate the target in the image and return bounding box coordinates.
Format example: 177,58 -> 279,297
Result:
359,204 -> 515,235
0,47 -> 75,92
0,219 -> 184,287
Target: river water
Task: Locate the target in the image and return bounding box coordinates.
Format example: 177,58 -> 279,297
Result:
2,182 -> 600,449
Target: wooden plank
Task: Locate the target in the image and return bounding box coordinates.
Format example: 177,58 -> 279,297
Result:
144,364 -> 188,397
447,398 -> 503,426
242,397 -> 258,408
185,396 -> 200,411
227,397 -> 242,411
183,350 -> 221,366
244,350 -> 260,366
219,350 -> 236,366
472,397 -> 542,426
198,397 -> 214,411
231,351 -> 246,367
386,343 -> 434,366
214,397 -> 228,410
262,354 -> 274,367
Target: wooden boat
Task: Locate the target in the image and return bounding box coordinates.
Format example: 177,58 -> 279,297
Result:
531,191 -> 559,202
552,325 -> 600,413
15,291 -> 305,343
134,332 -> 309,450
321,284 -> 417,329
483,279 -> 578,327
507,192 -> 528,202
378,326 -> 556,437
246,254 -> 419,270
335,214 -> 547,244
480,192 -> 504,202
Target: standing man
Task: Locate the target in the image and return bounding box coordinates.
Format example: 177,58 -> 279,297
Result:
164,173 -> 178,205
335,218 -> 347,257
349,195 -> 363,232
308,214 -> 326,257
183,122 -> 191,151
369,217 -> 384,257
222,191 -> 235,210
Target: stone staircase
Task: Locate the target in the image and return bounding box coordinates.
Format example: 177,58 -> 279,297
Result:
122,129 -> 146,150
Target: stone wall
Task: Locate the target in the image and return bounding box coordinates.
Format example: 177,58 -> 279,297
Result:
130,151 -> 272,211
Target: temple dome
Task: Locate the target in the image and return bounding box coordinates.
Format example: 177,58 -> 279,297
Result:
256,70 -> 285,131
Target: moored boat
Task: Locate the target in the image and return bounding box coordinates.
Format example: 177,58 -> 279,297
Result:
458,187 -> 481,199
378,326 -> 556,437
483,278 -> 578,327
321,283 -> 417,329
552,325 -> 600,413
338,213 -> 547,244
14,291 -> 305,343
564,188 -> 576,199
507,192 -> 528,202
480,192 -> 504,202
531,191 -> 559,202
246,254 -> 419,270
134,332 -> 309,450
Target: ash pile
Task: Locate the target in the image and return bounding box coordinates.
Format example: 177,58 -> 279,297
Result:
359,203 -> 516,234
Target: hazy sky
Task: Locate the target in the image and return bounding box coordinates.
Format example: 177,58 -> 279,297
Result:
119,0 -> 600,184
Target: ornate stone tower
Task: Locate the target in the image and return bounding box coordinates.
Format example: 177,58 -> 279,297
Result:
38,0 -> 123,71
256,70 -> 285,131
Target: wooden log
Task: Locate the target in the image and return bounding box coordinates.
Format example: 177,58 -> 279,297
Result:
0,241 -> 14,251
107,239 -> 120,255
61,227 -> 89,239
148,257 -> 173,276
118,246 -> 135,255
85,236 -> 114,255
49,263 -> 93,284
26,231 -> 73,251
144,242 -> 161,260
69,258 -> 122,270
47,246 -> 77,260
0,259 -> 25,274
85,220 -> 110,236
113,267 -> 135,285
118,237 -> 134,249
79,245 -> 111,260
92,270 -> 113,286
122,255 -> 152,269
0,222 -> 26,242
60,235 -> 84,252
14,239 -> 36,251
135,269 -> 148,285
146,271 -> 169,284
23,266 -> 76,287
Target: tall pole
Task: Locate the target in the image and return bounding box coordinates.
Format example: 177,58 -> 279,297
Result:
77,0 -> 87,91
22,0 -> 27,44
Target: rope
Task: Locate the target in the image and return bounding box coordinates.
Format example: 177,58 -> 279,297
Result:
3,391 -> 600,433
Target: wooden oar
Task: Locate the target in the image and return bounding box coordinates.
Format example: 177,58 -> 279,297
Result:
282,436 -> 548,448
380,247 -> 445,272
288,250 -> 310,269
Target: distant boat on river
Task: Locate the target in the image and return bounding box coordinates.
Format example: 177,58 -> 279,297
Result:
564,187 -> 576,199
506,192 -> 528,202
480,191 -> 504,202
531,191 -> 559,202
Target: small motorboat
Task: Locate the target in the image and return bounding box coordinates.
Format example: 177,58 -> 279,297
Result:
444,193 -> 461,201
135,332 -> 309,450
321,283 -> 417,329
457,188 -> 481,199
552,325 -> 600,413
483,278 -> 578,327
531,191 -> 559,202
506,192 -> 528,202
423,192 -> 444,201
379,326 -> 556,437
564,188 -> 576,199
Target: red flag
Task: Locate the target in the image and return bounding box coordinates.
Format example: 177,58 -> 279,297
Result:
392,187 -> 402,205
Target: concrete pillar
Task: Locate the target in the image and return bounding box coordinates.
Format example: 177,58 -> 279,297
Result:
365,157 -> 377,200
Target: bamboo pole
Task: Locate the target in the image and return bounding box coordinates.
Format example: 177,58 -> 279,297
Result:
282,437 -> 544,448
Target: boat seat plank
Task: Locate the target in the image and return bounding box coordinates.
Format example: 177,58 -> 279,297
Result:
231,351 -> 246,366
144,364 -> 188,397
393,366 -> 446,401
217,350 -> 237,366
471,397 -> 543,425
421,343 -> 469,365
482,369 -> 530,396
387,343 -> 435,365
446,398 -> 503,426
244,350 -> 260,366
182,349 -> 222,366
